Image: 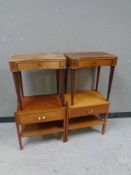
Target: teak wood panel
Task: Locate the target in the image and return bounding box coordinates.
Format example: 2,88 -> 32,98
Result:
18,61 -> 61,71
65,90 -> 109,107
9,53 -> 66,72
18,109 -> 65,124
21,122 -> 63,137
78,59 -> 114,68
67,58 -> 117,69
14,94 -> 67,149
10,60 -> 66,71
65,52 -> 117,60
65,52 -> 118,69
16,95 -> 64,114
68,104 -> 109,118
68,115 -> 104,130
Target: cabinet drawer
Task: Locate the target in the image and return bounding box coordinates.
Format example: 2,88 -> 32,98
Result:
18,110 -> 64,124
69,105 -> 109,118
17,61 -> 60,71
78,59 -> 113,68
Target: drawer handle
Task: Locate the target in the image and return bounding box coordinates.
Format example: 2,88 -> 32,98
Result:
38,63 -> 45,69
38,63 -> 42,67
88,109 -> 93,114
42,116 -> 46,120
38,116 -> 46,120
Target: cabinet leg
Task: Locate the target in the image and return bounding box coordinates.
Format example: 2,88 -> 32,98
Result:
102,111 -> 109,135
59,69 -> 66,106
71,69 -> 76,105
18,71 -> 24,97
12,72 -> 22,110
15,117 -> 23,150
56,70 -> 59,94
63,108 -> 68,142
63,119 -> 67,142
65,68 -> 68,93
95,66 -> 101,91
107,66 -> 115,100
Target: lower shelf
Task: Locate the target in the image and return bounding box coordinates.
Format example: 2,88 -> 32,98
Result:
69,115 -> 104,130
21,121 -> 63,137
21,116 -> 104,137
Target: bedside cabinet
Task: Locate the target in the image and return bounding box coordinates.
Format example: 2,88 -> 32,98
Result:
64,52 -> 118,139
9,53 -> 67,150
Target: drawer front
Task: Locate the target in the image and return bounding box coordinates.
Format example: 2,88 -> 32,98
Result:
18,110 -> 64,124
69,105 -> 109,118
17,61 -> 60,71
78,59 -> 113,68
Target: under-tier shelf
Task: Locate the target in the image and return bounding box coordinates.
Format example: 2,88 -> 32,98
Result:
21,121 -> 63,137
68,115 -> 104,130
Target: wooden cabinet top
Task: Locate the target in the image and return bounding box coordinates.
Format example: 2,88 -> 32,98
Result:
9,52 -> 118,71
9,53 -> 66,72
64,52 -> 118,68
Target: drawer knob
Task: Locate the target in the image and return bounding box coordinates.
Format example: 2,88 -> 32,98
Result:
42,116 -> 46,120
38,117 -> 42,120
88,109 -> 93,114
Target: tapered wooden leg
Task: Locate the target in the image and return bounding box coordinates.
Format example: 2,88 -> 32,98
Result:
12,72 -> 22,110
56,69 -> 59,94
65,68 -> 68,93
107,66 -> 115,101
62,69 -> 66,105
63,108 -> 68,142
63,120 -> 66,142
71,69 -> 76,105
18,71 -> 24,97
95,66 -> 101,91
63,107 -> 69,142
59,69 -> 62,104
15,115 -> 23,150
102,110 -> 109,135
59,69 -> 65,106
58,69 -> 67,142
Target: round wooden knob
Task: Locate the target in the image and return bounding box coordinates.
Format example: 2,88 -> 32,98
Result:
38,63 -> 42,67
42,116 -> 46,120
88,109 -> 93,114
38,117 -> 41,120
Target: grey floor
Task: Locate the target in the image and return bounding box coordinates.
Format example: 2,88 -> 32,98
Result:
0,118 -> 131,175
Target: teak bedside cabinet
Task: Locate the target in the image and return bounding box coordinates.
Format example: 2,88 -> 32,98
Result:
64,52 -> 118,139
9,53 -> 67,150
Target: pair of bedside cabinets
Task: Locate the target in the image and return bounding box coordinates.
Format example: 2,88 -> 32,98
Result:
9,52 -> 118,150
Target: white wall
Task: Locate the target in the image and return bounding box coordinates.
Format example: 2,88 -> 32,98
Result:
0,0 -> 131,117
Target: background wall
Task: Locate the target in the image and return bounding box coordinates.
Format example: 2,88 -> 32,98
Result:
0,0 -> 131,117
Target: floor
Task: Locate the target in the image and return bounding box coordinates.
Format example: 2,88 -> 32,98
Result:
0,118 -> 131,175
